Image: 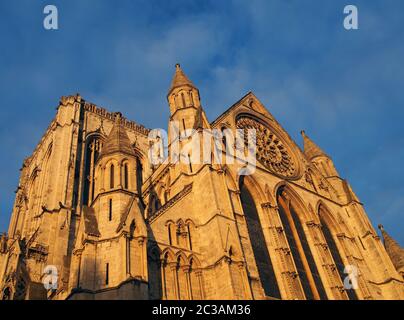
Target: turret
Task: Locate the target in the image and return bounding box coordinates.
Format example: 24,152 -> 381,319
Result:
71,113 -> 148,296
301,130 -> 359,203
301,130 -> 339,178
378,224 -> 404,279
91,112 -> 144,240
94,113 -> 139,197
167,64 -> 208,137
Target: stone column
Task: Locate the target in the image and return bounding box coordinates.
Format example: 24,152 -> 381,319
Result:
184,265 -> 192,300
100,165 -> 105,193
170,262 -> 179,300
118,162 -> 123,189
138,237 -> 146,279
161,259 -> 167,300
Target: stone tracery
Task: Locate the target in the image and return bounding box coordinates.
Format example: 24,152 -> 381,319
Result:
236,116 -> 297,178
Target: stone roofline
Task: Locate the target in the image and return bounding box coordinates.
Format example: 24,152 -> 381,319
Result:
82,100 -> 151,137
210,91 -> 255,128
21,95 -> 151,170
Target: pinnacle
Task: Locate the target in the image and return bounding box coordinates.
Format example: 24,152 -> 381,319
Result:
168,63 -> 196,94
301,130 -> 329,160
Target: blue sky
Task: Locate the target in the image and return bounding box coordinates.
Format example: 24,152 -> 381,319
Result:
0,0 -> 403,243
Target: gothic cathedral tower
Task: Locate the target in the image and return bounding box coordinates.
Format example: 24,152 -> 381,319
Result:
0,65 -> 403,300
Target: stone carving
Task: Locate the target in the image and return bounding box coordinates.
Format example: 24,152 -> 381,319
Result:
236,116 -> 297,178
149,184 -> 193,222
0,233 -> 8,254
27,243 -> 48,262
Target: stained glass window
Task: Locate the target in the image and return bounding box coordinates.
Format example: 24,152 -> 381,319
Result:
277,191 -> 327,300
320,212 -> 358,300
240,182 -> 281,299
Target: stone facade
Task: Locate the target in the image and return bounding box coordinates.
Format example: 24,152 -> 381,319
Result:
0,65 -> 403,300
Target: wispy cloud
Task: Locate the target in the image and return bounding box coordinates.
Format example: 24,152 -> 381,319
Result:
0,0 -> 403,243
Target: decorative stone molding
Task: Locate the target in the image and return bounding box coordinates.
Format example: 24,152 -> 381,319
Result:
83,102 -> 150,136
261,202 -> 277,209
60,94 -> 81,106
236,116 -> 299,179
149,183 -> 193,222
306,220 -> 321,229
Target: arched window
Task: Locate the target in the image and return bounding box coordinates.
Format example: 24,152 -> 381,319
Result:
187,224 -> 192,250
181,92 -> 186,108
83,136 -> 102,205
189,91 -> 195,106
319,209 -> 358,300
277,190 -> 327,300
136,157 -> 143,194
239,180 -> 281,299
176,256 -> 188,300
168,224 -> 173,245
149,195 -> 160,215
124,163 -> 129,189
26,170 -> 40,234
221,127 -> 227,155
110,164 -> 115,189
28,170 -> 40,211
189,258 -> 203,299
109,199 -> 113,221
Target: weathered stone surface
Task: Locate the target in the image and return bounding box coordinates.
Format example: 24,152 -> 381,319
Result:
0,65 -> 403,300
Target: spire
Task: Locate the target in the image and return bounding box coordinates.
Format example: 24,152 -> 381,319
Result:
168,64 -> 197,94
301,130 -> 329,160
99,113 -> 136,159
378,224 -> 404,274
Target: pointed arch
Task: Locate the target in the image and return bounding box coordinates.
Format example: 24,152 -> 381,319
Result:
176,252 -> 189,300
40,142 -> 53,204
175,251 -> 188,264
26,167 -> 41,234
274,182 -> 315,222
157,184 -> 166,205
161,249 -> 175,300
122,161 -> 129,190
188,254 -> 201,267
238,175 -> 281,299
165,220 -> 176,246
185,219 -> 196,251
161,248 -> 175,263
315,201 -> 344,234
83,133 -> 104,205
317,202 -> 358,300
276,185 -> 327,300
175,219 -> 188,249
189,255 -> 203,299
109,163 -> 115,189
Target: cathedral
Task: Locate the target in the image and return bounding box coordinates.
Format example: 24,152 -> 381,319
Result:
0,64 -> 403,300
